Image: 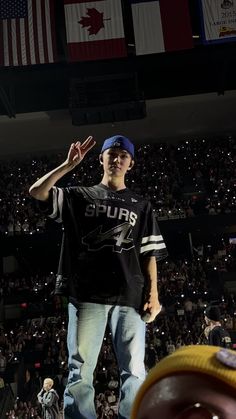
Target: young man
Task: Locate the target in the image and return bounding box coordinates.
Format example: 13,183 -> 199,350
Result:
29,135 -> 167,419
204,305 -> 232,348
37,378 -> 60,419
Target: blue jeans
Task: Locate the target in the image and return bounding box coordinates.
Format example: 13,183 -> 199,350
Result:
64,302 -> 146,419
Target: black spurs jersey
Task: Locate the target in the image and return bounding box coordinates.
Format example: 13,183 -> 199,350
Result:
46,183 -> 167,309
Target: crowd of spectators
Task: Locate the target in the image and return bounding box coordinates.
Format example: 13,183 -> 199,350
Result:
0,136 -> 235,235
0,239 -> 235,418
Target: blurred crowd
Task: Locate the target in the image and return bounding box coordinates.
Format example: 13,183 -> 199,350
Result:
0,240 -> 235,418
0,136 -> 235,235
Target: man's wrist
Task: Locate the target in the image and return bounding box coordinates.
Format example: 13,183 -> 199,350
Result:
62,160 -> 77,172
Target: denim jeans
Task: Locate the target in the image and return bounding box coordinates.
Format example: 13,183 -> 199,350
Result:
64,302 -> 146,419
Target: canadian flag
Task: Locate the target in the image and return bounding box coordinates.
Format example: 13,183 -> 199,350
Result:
64,0 -> 127,61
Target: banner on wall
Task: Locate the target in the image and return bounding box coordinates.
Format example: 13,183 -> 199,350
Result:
199,0 -> 236,44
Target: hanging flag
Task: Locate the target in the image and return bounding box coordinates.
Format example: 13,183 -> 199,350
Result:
130,0 -> 193,55
64,0 -> 127,62
199,0 -> 236,44
0,0 -> 57,67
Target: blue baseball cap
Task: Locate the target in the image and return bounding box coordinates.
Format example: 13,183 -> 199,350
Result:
101,135 -> 134,158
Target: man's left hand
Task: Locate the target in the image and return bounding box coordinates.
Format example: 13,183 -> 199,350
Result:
142,299 -> 162,323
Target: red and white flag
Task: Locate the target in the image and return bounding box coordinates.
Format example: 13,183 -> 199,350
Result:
131,0 -> 193,55
0,0 -> 57,67
64,0 -> 127,62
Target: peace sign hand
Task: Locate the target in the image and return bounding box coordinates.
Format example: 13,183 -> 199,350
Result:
66,136 -> 96,167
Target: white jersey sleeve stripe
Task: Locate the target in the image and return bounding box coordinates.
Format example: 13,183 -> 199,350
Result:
140,243 -> 166,253
48,186 -> 63,223
141,235 -> 163,244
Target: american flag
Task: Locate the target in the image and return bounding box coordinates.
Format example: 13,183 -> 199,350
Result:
0,0 -> 57,66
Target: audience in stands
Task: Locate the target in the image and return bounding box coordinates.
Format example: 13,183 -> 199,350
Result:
0,136 -> 235,235
0,243 -> 235,417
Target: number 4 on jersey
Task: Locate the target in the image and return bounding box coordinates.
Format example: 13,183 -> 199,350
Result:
82,223 -> 134,253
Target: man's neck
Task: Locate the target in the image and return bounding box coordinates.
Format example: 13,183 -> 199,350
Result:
101,176 -> 126,191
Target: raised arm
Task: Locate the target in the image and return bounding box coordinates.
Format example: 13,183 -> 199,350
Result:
29,136 -> 96,201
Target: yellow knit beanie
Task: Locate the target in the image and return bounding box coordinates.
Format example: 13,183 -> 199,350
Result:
131,345 -> 236,418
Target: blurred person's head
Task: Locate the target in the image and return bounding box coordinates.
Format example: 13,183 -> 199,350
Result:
205,305 -> 221,325
43,377 -> 54,391
131,345 -> 236,419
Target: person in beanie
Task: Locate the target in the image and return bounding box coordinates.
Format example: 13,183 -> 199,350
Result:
204,305 -> 232,348
131,345 -> 236,419
29,134 -> 167,419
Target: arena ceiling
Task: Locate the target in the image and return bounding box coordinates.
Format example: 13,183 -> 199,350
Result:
1,89 -> 236,157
